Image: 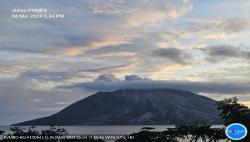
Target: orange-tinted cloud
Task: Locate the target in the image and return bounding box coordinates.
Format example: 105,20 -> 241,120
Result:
62,38 -> 131,57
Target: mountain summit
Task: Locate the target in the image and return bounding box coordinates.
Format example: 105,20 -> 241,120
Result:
16,89 -> 221,125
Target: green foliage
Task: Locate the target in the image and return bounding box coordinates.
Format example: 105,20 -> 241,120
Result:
116,123 -> 227,142
176,123 -> 227,142
217,97 -> 250,142
217,97 -> 250,125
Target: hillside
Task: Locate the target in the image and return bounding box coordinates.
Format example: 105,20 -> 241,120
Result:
15,89 -> 222,125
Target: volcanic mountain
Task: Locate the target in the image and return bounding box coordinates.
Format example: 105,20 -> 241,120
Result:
15,89 -> 222,125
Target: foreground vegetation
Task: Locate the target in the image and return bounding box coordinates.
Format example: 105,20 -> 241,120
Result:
115,123 -> 226,142
0,97 -> 249,142
0,126 -> 105,142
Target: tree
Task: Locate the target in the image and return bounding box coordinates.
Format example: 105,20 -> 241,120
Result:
0,130 -> 4,135
217,97 -> 250,142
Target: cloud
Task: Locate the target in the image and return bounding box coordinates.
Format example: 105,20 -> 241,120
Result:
0,77 -> 94,125
1,0 -> 250,125
0,0 -> 194,81
125,75 -> 145,81
0,55 -> 56,78
201,45 -> 250,62
154,31 -> 181,48
88,0 -> 193,27
88,0 -> 192,15
194,18 -> 250,34
184,17 -> 250,40
18,62 -> 138,89
95,74 -> 120,82
61,38 -> 132,56
20,70 -> 69,82
1,73 -> 250,125
200,33 -> 227,40
152,48 -> 193,65
65,74 -> 250,95
0,0 -> 132,56
214,18 -> 250,34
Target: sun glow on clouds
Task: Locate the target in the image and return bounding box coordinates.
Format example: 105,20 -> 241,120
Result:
240,102 -> 250,108
126,10 -> 167,28
62,38 -> 131,56
1,0 -> 250,83
149,64 -> 194,81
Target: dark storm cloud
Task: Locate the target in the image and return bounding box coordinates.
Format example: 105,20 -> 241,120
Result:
65,74 -> 250,95
201,45 -> 250,62
153,48 -> 193,65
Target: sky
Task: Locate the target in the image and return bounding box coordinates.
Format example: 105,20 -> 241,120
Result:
0,0 -> 250,125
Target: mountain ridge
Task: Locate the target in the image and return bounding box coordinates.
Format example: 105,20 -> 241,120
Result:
15,89 -> 222,126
